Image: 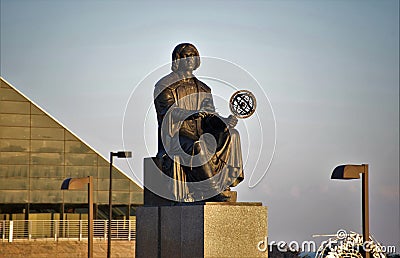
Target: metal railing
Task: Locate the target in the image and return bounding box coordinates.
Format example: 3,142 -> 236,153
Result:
0,219 -> 136,242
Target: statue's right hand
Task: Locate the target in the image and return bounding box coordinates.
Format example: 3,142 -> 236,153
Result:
197,111 -> 209,119
187,111 -> 208,120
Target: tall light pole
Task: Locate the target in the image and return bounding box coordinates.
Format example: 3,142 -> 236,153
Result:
331,164 -> 370,258
61,176 -> 94,258
108,151 -> 132,258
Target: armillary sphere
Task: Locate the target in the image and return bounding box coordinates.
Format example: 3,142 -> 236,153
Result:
229,90 -> 257,119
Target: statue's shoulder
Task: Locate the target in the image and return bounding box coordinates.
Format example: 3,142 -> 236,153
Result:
154,72 -> 180,98
155,72 -> 180,91
194,77 -> 211,93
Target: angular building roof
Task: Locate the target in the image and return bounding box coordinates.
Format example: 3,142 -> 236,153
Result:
0,77 -> 143,206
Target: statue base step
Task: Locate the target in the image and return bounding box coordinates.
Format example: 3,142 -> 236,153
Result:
136,202 -> 268,258
144,187 -> 238,206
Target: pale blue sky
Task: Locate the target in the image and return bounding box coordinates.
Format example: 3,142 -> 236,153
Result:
1,0 -> 399,252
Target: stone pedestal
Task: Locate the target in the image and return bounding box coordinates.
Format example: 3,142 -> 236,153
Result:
136,203 -> 268,258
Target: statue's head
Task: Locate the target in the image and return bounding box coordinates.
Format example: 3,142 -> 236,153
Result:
171,43 -> 201,73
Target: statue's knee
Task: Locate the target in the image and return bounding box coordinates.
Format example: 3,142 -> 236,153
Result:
230,128 -> 239,135
229,128 -> 240,138
192,141 -> 203,155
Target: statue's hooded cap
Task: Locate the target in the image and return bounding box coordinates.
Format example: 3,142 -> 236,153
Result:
171,43 -> 201,72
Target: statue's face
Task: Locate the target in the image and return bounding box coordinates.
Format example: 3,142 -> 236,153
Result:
178,47 -> 197,72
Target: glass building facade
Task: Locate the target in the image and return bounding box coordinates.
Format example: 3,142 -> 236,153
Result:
0,77 -> 143,220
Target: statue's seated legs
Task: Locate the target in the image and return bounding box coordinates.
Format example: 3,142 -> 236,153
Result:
171,137 -> 226,201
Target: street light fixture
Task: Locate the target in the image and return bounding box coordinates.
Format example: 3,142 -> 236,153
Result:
331,164 -> 370,258
61,176 -> 94,258
108,151 -> 132,258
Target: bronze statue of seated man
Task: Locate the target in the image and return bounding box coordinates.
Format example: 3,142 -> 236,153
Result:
153,43 -> 243,202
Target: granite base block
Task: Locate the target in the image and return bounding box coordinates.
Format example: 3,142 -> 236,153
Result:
136,203 -> 268,258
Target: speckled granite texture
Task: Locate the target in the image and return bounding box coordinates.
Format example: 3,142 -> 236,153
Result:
136,203 -> 268,258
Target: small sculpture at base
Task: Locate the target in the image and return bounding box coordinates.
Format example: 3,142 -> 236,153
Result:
153,43 -> 244,202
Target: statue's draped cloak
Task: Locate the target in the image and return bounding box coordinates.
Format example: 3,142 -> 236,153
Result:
154,72 -> 243,201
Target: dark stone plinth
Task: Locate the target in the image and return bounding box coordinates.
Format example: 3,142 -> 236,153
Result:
135,207 -> 159,258
143,157 -> 174,206
136,203 -> 268,258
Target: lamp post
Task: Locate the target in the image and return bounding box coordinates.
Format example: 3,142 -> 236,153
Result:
331,164 -> 370,258
108,151 -> 132,258
61,176 -> 94,258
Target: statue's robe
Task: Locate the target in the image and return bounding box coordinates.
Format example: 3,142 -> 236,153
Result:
154,72 -> 243,201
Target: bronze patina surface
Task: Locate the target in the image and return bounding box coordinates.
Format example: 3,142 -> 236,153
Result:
153,43 -> 244,202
